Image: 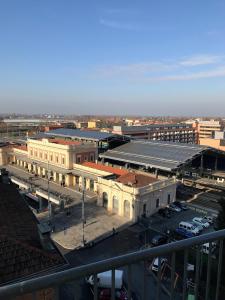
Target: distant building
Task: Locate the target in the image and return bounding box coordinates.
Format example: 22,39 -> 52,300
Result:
88,120 -> 101,129
76,121 -> 88,128
199,131 -> 225,152
113,123 -> 196,144
195,120 -> 222,142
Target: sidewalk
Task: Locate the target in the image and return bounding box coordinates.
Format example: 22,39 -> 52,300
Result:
6,164 -> 96,202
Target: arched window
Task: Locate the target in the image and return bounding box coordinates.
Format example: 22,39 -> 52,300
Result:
124,200 -> 130,218
102,192 -> 108,208
112,195 -> 119,213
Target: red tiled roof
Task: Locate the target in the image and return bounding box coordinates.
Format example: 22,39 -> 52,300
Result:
0,235 -> 63,285
0,182 -> 65,285
116,172 -> 158,187
82,162 -> 129,176
48,138 -> 81,146
13,145 -> 28,151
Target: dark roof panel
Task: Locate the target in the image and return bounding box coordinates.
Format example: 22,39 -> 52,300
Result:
100,140 -> 209,171
45,128 -> 114,141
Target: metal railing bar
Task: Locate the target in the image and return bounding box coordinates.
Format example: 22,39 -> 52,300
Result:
0,230 -> 224,299
156,256 -> 162,300
194,246 -> 201,300
94,274 -> 98,300
215,239 -> 223,300
170,252 -> 176,300
127,264 -> 132,300
142,261 -> 147,300
111,268 -> 115,300
205,242 -> 212,300
182,249 -> 188,300
53,286 -> 59,300
32,291 -> 36,300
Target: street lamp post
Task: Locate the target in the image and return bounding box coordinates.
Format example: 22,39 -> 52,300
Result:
81,176 -> 86,246
47,160 -> 52,223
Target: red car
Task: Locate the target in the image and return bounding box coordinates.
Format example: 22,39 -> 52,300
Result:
99,288 -> 128,300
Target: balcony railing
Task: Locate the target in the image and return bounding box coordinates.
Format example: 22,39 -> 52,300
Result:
0,229 -> 224,300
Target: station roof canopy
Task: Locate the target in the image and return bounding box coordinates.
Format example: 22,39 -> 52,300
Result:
45,128 -> 117,142
100,140 -> 211,172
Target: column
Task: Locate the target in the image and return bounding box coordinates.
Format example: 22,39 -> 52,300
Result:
53,171 -> 57,182
86,178 -> 90,190
42,168 -> 46,177
28,163 -> 32,172
94,181 -> 98,193
65,175 -> 71,186
37,166 -> 41,176
59,173 -> 63,183
79,176 -> 83,188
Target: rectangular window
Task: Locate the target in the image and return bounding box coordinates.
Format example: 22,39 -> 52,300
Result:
77,157 -> 81,163
156,198 -> 160,208
90,154 -> 94,161
30,150 -> 33,156
56,155 -> 58,163
62,157 -> 65,165
40,152 -> 42,159
45,153 -> 48,160
34,151 -> 37,157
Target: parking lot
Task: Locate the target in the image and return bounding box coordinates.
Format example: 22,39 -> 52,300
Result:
144,204 -> 214,239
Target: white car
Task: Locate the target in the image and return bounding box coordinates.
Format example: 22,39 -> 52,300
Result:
192,217 -> 210,228
201,242 -> 217,255
151,257 -> 167,272
189,221 -> 203,232
203,216 -> 214,225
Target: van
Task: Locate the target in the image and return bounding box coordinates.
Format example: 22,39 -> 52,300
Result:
217,178 -> 224,183
179,222 -> 199,235
201,242 -> 217,255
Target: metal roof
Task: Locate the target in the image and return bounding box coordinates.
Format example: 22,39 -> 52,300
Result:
45,128 -> 115,141
100,140 -> 209,171
114,123 -> 193,132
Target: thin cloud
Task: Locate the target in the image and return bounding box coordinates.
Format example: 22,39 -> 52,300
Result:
99,18 -> 141,31
180,54 -> 223,66
148,67 -> 225,82
97,62 -> 177,77
94,54 -> 225,82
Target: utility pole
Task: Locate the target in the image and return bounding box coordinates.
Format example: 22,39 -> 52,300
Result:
81,176 -> 86,246
47,160 -> 52,224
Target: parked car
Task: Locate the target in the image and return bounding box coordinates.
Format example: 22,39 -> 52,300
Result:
201,242 -> 217,255
189,221 -> 204,232
192,217 -> 210,228
203,216 -> 214,225
175,228 -> 195,238
179,221 -> 200,235
158,208 -> 171,218
168,203 -> 182,212
151,257 -> 167,272
151,235 -> 167,247
174,201 -> 188,210
99,288 -> 128,300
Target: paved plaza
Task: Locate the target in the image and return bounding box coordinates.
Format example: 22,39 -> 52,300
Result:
38,203 -> 130,249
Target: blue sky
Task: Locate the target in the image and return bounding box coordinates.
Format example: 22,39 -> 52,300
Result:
0,0 -> 225,115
